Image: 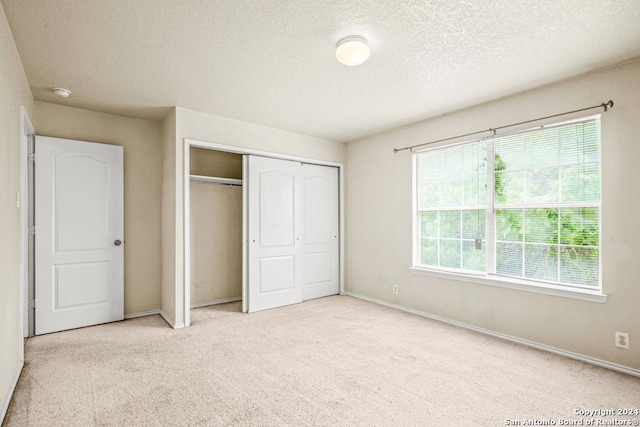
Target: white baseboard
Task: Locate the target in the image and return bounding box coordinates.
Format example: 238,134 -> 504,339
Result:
1,361 -> 23,425
343,292 -> 640,378
124,309 -> 161,319
160,310 -> 185,329
191,296 -> 241,309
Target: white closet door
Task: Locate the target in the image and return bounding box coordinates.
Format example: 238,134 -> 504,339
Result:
247,156 -> 303,312
301,164 -> 339,300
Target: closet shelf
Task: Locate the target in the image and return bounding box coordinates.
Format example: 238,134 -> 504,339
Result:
190,175 -> 242,186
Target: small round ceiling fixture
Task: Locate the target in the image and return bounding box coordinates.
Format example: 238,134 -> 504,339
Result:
335,36 -> 370,67
52,87 -> 71,98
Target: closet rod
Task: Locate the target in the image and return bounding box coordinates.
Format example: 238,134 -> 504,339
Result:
393,100 -> 614,153
189,175 -> 242,186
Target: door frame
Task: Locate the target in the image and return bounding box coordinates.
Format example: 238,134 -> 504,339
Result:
20,106 -> 35,339
183,138 -> 344,327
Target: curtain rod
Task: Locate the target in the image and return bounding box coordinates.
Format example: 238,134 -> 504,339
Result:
393,100 -> 614,153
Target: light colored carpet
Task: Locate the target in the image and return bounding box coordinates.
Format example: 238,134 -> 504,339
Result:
4,295 -> 640,426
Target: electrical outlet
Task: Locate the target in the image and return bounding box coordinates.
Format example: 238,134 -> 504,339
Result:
392,284 -> 398,295
615,332 -> 630,349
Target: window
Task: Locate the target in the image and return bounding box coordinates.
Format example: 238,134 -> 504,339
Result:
414,117 -> 601,290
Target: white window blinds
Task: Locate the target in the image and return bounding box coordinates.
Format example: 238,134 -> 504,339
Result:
417,141 -> 487,272
415,117 -> 601,289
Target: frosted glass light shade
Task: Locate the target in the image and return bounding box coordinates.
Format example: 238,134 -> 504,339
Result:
335,36 -> 370,67
52,87 -> 71,98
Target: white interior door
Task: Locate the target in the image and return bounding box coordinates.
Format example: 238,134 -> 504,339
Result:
35,136 -> 124,335
247,156 -> 302,312
301,164 -> 339,300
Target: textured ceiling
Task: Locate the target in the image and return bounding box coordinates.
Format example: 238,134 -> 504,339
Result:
3,0 -> 640,142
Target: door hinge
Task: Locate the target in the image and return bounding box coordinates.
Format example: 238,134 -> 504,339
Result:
29,226 -> 36,236
28,153 -> 35,163
29,299 -> 35,310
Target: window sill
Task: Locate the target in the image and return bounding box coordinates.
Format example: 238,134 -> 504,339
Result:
409,267 -> 607,303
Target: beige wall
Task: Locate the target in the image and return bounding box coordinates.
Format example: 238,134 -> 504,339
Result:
162,109 -> 178,324
34,102 -> 163,316
190,147 -> 242,179
0,3 -> 33,419
180,107 -> 348,162
345,59 -> 640,369
162,107 -> 347,325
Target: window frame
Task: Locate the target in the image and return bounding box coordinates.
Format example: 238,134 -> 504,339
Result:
411,115 -> 606,303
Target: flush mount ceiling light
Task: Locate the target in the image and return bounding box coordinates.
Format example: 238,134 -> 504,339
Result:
52,87 -> 71,98
335,36 -> 370,67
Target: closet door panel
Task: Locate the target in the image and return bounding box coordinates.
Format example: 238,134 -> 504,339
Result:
247,156 -> 302,312
304,175 -> 333,244
301,164 -> 340,300
259,256 -> 295,293
258,171 -> 295,247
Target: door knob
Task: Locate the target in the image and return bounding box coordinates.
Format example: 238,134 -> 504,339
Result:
114,239 -> 122,246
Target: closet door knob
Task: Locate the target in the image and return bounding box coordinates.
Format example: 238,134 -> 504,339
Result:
114,239 -> 122,246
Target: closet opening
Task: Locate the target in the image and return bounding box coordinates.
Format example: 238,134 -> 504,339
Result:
184,139 -> 344,328
188,147 -> 243,322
